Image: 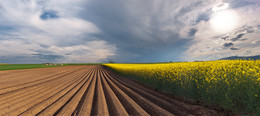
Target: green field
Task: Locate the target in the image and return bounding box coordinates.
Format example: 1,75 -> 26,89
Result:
0,64 -> 64,71
65,63 -> 101,65
0,63 -> 101,71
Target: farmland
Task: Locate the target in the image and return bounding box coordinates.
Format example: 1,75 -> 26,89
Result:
1,60 -> 259,115
0,65 -> 221,115
0,64 -> 64,71
104,60 -> 260,115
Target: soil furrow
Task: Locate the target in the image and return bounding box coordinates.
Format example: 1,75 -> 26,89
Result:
0,67 -> 86,95
0,67 -> 66,80
0,68 -> 85,105
0,66 -> 81,89
101,68 -> 150,116
1,68 -> 88,115
103,69 -> 174,115
73,69 -> 98,116
107,68 -> 195,109
34,71 -> 91,116
55,69 -> 96,115
0,67 -> 73,87
0,65 -> 222,115
99,68 -> 129,116
19,69 -> 93,115
90,69 -> 109,116
104,68 -> 192,116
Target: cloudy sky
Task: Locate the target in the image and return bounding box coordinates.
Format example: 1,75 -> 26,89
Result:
0,0 -> 259,63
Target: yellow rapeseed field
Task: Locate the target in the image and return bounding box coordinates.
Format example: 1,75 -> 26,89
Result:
104,60 -> 260,114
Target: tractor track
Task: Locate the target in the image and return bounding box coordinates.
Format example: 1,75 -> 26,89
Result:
0,65 -> 219,116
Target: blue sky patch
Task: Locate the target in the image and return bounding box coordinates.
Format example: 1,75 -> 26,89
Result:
40,10 -> 59,20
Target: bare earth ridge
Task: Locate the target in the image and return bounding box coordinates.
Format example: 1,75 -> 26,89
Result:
0,65 -> 219,116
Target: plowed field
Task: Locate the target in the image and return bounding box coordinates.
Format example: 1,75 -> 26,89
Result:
0,65 -> 219,116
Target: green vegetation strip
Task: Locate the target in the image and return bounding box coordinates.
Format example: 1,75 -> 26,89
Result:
0,64 -> 64,71
65,63 -> 101,65
0,63 -> 101,71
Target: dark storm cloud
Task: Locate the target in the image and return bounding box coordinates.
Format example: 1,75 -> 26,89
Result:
231,34 -> 245,41
234,26 -> 255,34
219,26 -> 256,42
33,50 -> 54,54
0,55 -> 61,64
80,0 -> 198,62
240,38 -> 248,41
217,3 -> 227,7
195,9 -> 212,23
39,44 -> 49,48
220,36 -> 229,40
223,42 -> 234,47
65,53 -> 72,55
31,54 -> 64,60
245,27 -> 255,33
189,28 -> 198,37
226,0 -> 256,8
230,47 -> 239,50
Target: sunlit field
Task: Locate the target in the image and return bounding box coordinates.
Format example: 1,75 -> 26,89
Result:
104,60 -> 260,114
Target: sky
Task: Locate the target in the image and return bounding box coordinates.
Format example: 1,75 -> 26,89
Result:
0,0 -> 259,63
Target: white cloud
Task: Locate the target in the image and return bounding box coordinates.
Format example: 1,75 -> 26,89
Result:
183,1 -> 260,61
0,39 -> 38,55
82,0 -> 259,62
0,0 -> 258,63
48,40 -> 117,63
0,0 -> 117,63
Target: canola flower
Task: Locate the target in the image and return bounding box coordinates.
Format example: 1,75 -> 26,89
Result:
104,60 -> 260,114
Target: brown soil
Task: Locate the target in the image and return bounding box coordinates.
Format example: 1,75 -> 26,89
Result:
0,65 -> 225,116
